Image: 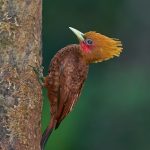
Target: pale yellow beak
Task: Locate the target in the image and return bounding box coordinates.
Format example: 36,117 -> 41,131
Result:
69,27 -> 84,42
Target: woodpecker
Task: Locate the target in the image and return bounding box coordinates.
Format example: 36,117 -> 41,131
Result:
41,27 -> 122,150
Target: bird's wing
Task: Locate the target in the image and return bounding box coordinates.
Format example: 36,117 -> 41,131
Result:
55,77 -> 85,129
54,55 -> 88,129
46,46 -> 88,129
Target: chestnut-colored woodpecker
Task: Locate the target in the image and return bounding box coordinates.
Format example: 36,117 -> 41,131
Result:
41,27 -> 123,150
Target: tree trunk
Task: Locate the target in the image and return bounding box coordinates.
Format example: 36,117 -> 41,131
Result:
0,0 -> 42,149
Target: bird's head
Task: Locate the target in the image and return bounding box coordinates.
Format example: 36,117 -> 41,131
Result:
69,27 -> 123,64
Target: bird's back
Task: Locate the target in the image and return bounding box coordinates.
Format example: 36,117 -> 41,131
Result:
44,44 -> 89,128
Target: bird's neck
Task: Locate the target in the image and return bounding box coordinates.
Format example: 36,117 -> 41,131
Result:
67,44 -> 100,64
79,46 -> 102,64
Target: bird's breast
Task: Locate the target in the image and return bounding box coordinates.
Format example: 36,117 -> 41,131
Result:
45,44 -> 89,96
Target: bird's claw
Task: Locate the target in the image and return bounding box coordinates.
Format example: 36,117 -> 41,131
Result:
29,65 -> 45,87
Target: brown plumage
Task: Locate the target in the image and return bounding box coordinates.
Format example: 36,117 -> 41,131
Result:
45,44 -> 88,128
41,27 -> 122,150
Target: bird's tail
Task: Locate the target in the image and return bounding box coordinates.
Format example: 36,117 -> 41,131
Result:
40,118 -> 56,150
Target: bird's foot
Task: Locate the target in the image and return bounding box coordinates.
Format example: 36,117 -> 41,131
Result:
29,65 -> 45,87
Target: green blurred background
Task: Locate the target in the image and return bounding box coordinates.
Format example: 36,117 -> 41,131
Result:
42,0 -> 150,150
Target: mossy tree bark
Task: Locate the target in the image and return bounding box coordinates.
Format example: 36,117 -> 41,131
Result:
0,0 -> 42,150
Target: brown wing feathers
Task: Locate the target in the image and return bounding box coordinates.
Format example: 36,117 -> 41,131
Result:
41,45 -> 88,150
48,45 -> 88,128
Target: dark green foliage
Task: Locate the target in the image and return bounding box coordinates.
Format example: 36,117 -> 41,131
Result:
42,0 -> 150,149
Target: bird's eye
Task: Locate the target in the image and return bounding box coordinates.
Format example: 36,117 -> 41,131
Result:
85,39 -> 93,45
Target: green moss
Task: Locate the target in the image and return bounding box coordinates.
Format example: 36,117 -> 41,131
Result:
0,31 -> 12,48
0,0 -> 4,9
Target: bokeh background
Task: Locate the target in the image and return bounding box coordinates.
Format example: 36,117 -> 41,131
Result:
42,0 -> 150,150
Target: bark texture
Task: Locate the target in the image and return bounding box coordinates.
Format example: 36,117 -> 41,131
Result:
0,0 -> 42,150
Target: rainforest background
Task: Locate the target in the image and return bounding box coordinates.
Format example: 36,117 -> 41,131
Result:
42,0 -> 150,150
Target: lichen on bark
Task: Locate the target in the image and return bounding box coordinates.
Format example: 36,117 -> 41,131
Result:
0,0 -> 42,149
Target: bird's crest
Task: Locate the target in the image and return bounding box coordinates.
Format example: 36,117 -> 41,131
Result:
82,31 -> 123,63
